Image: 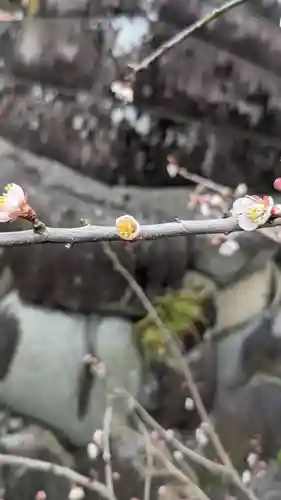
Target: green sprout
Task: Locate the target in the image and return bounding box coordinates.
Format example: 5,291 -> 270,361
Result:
135,285 -> 207,361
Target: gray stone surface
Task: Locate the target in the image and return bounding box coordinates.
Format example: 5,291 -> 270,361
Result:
0,2 -> 280,191
214,373 -> 281,463
0,291 -> 142,446
216,313 -> 273,391
1,2 -> 281,499
194,230 -> 279,287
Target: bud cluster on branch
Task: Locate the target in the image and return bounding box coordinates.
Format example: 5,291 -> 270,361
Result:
0,182 -> 280,247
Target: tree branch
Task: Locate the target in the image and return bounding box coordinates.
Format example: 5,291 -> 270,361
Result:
150,445 -> 212,500
0,454 -> 115,500
102,243 -> 260,500
120,389 -> 233,479
0,215 -> 280,246
102,403 -> 116,500
127,0 -> 249,76
136,417 -> 210,500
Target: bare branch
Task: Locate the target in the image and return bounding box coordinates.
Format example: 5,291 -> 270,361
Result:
102,403 -> 116,500
151,445 -> 212,500
119,389 -> 232,478
142,426 -> 153,500
0,214 -> 280,246
103,243 -> 260,500
127,0 -> 248,76
136,417 -> 208,500
176,167 -> 228,196
0,453 -> 115,500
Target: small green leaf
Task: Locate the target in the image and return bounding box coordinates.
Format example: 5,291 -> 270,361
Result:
134,283 -> 208,361
80,218 -> 90,227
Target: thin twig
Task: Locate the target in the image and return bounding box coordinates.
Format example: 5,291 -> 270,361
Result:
140,424 -> 153,500
0,215 -> 281,246
177,167 -> 230,196
147,437 -> 211,500
119,388 -> 232,478
127,0 -> 248,76
0,453 -> 115,500
102,242 -> 259,500
153,449 -> 211,500
102,403 -> 116,499
136,417 -> 208,500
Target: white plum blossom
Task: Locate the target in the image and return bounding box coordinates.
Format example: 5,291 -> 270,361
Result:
200,202 -> 211,217
247,452 -> 258,468
195,427 -> 209,447
234,183 -> 248,198
158,486 -> 167,497
173,450 -> 183,461
219,239 -> 240,256
111,80 -> 134,103
92,429 -> 103,447
165,429 -> 175,441
87,442 -> 99,459
242,470 -> 251,486
68,487 -> 85,500
210,194 -> 223,207
0,183 -> 34,222
230,195 -> 274,231
184,397 -> 195,411
166,161 -> 179,178
92,360 -> 107,378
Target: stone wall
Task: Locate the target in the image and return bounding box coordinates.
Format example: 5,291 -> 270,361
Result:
0,139 -> 279,499
0,1 -> 280,190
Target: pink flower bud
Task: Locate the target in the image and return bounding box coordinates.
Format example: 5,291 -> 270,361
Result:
35,492 -> 47,500
273,178 -> 281,191
271,205 -> 281,216
0,183 -> 35,222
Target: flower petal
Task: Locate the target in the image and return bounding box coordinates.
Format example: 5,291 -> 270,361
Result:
6,183 -> 25,200
231,197 -> 253,216
0,212 -> 12,222
237,214 -> 258,231
255,197 -> 274,225
247,195 -> 262,202
1,195 -> 20,212
257,210 -> 271,226
111,81 -> 134,103
267,196 -> 274,211
167,163 -> 178,178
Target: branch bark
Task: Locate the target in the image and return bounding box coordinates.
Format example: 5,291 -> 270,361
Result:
0,215 -> 280,246
102,242 -> 260,500
102,403 -> 116,500
0,453 -> 115,500
127,0 -> 249,76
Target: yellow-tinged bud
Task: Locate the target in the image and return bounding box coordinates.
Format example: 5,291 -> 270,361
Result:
115,214 -> 140,241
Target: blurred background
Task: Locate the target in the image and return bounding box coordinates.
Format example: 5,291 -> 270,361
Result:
0,1 -> 281,499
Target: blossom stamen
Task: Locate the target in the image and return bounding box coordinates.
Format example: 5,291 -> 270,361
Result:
247,204 -> 264,222
230,195 -> 274,231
